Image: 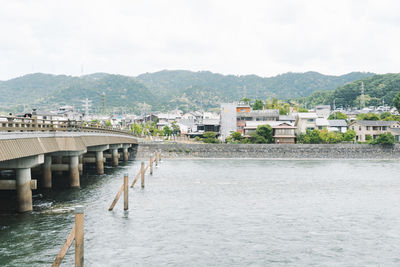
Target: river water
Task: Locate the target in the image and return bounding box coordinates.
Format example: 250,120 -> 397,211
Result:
1,159 -> 400,266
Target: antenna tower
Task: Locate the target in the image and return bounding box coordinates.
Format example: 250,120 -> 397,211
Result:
81,98 -> 92,120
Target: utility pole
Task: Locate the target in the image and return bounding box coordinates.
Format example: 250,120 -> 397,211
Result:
360,82 -> 365,109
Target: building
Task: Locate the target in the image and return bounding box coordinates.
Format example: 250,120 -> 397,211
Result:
316,118 -> 329,130
220,103 -> 237,141
237,109 -> 279,134
315,105 -> 331,119
348,120 -> 400,142
243,121 -> 282,137
327,120 -> 348,133
273,123 -> 296,144
279,115 -> 296,124
295,113 -> 318,133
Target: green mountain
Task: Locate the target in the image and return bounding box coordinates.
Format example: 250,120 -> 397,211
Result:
0,70 -> 374,113
296,73 -> 400,109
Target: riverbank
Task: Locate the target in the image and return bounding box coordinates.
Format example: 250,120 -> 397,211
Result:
136,143 -> 400,159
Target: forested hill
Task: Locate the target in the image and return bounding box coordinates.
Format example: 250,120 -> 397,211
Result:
296,73 -> 400,108
0,70 -> 374,113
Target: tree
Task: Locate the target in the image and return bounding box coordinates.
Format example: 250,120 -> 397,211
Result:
298,107 -> 308,113
171,121 -> 180,135
131,123 -> 143,136
255,125 -> 274,143
252,99 -> 264,110
202,131 -> 219,143
343,129 -> 356,142
380,112 -> 392,120
373,133 -> 395,145
394,92 -> 400,113
240,97 -> 252,104
231,132 -> 243,141
357,113 -> 380,120
105,120 -> 112,127
279,103 -> 290,115
163,125 -> 172,136
328,112 -> 347,120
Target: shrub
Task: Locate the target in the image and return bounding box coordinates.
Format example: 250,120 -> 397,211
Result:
373,133 -> 395,145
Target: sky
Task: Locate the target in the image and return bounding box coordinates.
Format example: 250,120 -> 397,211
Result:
1,0 -> 400,80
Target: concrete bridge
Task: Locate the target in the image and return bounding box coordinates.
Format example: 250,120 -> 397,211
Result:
0,124 -> 138,212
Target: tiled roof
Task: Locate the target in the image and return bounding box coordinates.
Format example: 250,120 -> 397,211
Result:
351,120 -> 399,127
328,120 -> 348,127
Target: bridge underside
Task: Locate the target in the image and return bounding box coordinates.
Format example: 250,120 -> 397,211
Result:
0,133 -> 138,212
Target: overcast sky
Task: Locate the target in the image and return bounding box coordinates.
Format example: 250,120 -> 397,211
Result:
1,0 -> 400,80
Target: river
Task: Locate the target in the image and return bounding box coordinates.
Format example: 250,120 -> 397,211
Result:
1,159 -> 400,266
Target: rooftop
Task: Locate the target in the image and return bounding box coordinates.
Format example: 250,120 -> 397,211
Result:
350,120 -> 399,127
328,120 -> 348,127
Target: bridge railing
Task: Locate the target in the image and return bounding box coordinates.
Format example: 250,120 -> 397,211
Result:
0,115 -> 133,136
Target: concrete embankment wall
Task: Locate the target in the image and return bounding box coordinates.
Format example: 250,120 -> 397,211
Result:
136,143 -> 400,159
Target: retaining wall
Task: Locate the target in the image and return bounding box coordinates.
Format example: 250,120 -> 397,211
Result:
136,143 -> 400,159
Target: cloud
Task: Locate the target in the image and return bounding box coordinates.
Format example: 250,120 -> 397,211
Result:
0,0 -> 399,80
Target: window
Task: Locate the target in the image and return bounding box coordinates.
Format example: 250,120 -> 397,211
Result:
366,126 -> 370,130
382,126 -> 387,130
352,126 -> 354,130
307,119 -> 314,122
359,126 -> 361,131
373,126 -> 379,131
318,126 -> 323,129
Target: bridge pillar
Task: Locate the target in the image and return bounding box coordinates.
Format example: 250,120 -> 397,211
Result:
0,155 -> 44,213
54,155 -> 63,177
42,155 -> 52,189
52,150 -> 86,189
16,168 -> 32,212
87,145 -> 109,175
122,144 -> 131,162
70,155 -> 80,188
109,144 -> 122,167
96,151 -> 104,174
79,155 -> 83,176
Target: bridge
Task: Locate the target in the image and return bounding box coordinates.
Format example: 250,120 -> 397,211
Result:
0,116 -> 138,213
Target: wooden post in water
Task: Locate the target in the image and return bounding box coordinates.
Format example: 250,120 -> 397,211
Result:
141,161 -> 145,188
75,205 -> 84,267
155,152 -> 159,167
149,156 -> 153,175
124,173 -> 128,210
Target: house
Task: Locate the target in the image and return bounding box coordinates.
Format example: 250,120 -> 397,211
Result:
236,102 -> 251,113
243,121 -> 286,137
348,120 -> 400,142
295,113 -> 318,134
328,120 -> 348,133
315,105 -> 331,119
273,123 -> 296,144
237,109 -> 279,134
316,118 -> 329,130
279,115 -> 296,124
388,128 -> 400,142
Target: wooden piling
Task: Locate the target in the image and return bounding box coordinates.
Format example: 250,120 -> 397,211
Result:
51,226 -> 75,267
141,161 -> 145,188
108,184 -> 124,211
149,156 -> 153,175
75,205 -> 84,267
124,173 -> 128,210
